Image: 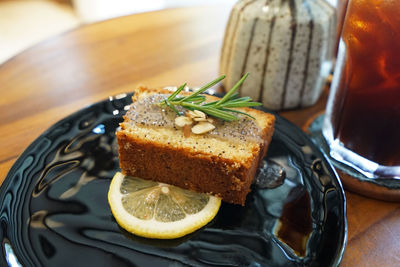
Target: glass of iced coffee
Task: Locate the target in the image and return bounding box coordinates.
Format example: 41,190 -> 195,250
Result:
323,0 -> 400,178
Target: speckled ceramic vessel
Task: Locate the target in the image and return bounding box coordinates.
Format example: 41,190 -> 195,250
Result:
220,0 -> 336,110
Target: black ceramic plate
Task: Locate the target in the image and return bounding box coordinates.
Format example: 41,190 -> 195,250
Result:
0,93 -> 346,267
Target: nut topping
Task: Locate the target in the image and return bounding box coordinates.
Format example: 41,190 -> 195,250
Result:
191,122 -> 216,134
193,110 -> 206,118
193,117 -> 207,122
187,111 -> 197,119
207,117 -> 216,124
187,110 -> 206,119
175,116 -> 193,127
175,110 -> 216,135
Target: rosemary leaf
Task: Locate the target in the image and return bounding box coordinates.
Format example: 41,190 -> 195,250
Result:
164,99 -> 181,115
220,101 -> 262,108
178,75 -> 225,104
215,73 -> 249,107
226,92 -> 240,101
220,108 -> 256,120
200,107 -> 238,121
229,96 -> 252,102
167,83 -> 186,101
173,95 -> 206,103
202,100 -> 219,106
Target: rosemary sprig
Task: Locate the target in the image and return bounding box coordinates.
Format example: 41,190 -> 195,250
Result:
160,73 -> 262,121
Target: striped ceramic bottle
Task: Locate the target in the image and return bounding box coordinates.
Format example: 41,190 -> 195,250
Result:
220,0 -> 336,110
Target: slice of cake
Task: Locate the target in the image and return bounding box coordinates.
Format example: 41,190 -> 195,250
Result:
116,85 -> 275,205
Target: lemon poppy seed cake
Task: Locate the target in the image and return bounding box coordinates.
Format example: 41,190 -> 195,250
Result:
116,86 -> 275,205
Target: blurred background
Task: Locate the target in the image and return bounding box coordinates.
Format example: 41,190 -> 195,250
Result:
0,0 -> 236,65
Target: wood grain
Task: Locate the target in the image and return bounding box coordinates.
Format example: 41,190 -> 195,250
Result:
1,5 -> 399,266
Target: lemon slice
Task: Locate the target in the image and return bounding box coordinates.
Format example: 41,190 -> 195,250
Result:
108,172 -> 221,239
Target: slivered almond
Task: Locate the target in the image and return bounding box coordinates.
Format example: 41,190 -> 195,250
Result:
187,110 -> 206,120
193,117 -> 207,122
191,122 -> 215,134
187,110 -> 198,119
193,110 -> 206,118
175,116 -> 193,127
207,117 -> 216,124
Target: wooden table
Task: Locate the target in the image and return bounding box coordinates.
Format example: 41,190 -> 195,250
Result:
1,5 -> 399,267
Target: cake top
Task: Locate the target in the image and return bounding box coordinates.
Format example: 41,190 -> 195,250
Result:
125,93 -> 263,144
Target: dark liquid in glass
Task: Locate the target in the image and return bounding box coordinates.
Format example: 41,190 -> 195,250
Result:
331,0 -> 400,166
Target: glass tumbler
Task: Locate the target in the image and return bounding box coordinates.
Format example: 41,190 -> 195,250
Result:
323,0 -> 400,178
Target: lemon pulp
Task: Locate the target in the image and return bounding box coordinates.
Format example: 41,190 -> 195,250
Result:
108,172 -> 221,239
